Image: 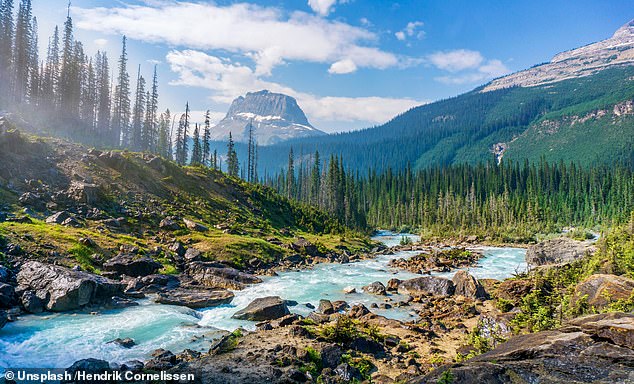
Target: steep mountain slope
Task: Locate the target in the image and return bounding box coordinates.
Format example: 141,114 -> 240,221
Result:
250,20 -> 634,173
211,90 -> 326,145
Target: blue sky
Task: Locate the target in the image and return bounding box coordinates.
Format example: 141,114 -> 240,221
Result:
32,0 -> 632,132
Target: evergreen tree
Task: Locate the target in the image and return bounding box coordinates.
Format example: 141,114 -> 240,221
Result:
58,10 -> 74,114
80,57 -> 97,130
226,132 -> 239,177
191,123 -> 202,165
143,65 -> 158,152
286,147 -> 294,199
112,36 -> 130,147
27,16 -> 39,104
95,51 -> 110,138
247,119 -> 256,182
202,110 -> 211,166
12,0 -> 32,102
157,108 -> 171,159
0,0 -> 15,100
41,26 -> 60,109
131,65 -> 145,150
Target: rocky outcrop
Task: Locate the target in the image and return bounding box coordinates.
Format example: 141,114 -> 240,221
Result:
155,288 -> 234,309
572,274 -> 634,310
17,261 -> 123,312
0,282 -> 15,308
232,296 -> 290,321
418,312 -> 634,383
187,262 -> 262,290
397,276 -> 455,297
103,254 -> 162,277
526,237 -> 593,267
183,218 -> 208,232
452,271 -> 487,299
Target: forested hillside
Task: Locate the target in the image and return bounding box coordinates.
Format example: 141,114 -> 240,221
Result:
251,66 -> 634,174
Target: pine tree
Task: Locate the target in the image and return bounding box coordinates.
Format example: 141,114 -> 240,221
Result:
143,65 -> 158,152
246,119 -> 256,182
95,51 -> 110,138
27,16 -> 39,104
157,108 -> 171,159
80,57 -> 97,131
58,10 -> 74,114
112,36 -> 130,147
191,123 -> 202,165
41,26 -> 60,109
286,147 -> 294,199
12,0 -> 32,102
226,132 -> 239,177
131,65 -> 145,150
175,103 -> 190,165
0,0 -> 15,100
202,110 -> 211,166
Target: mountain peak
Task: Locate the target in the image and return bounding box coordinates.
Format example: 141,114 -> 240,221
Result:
613,19 -> 634,39
211,91 -> 325,145
483,18 -> 634,91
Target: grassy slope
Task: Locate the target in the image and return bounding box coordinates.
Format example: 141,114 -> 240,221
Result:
0,127 -> 374,272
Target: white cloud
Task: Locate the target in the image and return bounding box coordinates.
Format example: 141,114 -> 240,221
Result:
307,0 -> 337,16
428,49 -> 483,72
166,50 -> 422,124
93,38 -> 108,47
328,59 -> 357,74
395,21 -> 425,41
73,2 -> 398,76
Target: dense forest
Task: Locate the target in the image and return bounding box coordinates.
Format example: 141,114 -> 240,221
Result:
266,151 -> 634,240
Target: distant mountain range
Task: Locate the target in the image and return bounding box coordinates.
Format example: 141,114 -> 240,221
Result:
210,90 -> 325,145
243,18 -> 634,174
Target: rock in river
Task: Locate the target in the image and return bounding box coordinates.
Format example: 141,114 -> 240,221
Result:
397,276 -> 455,297
187,261 -> 262,290
232,296 -> 290,321
362,281 -> 387,295
103,253 -> 162,277
452,270 -> 487,299
17,261 -> 123,312
155,287 -> 234,309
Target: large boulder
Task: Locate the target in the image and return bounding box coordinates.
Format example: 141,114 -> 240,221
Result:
452,270 -> 488,299
362,281 -> 387,295
67,182 -> 102,205
46,211 -> 71,224
397,276 -> 455,297
526,238 -> 593,267
187,262 -> 262,290
17,261 -> 123,312
572,274 -> 634,310
0,265 -> 11,283
232,296 -> 290,321
103,254 -> 162,277
155,288 -> 234,309
416,312 -> 634,384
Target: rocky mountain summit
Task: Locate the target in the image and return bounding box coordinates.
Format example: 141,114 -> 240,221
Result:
211,90 -> 326,145
483,19 -> 634,91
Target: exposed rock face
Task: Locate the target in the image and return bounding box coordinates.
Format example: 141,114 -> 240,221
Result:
103,254 -> 162,277
397,276 -> 455,297
155,288 -> 234,309
17,261 -> 123,312
417,312 -> 634,384
211,90 -> 326,145
232,296 -> 290,321
526,237 -> 592,267
0,310 -> 7,329
0,282 -> 15,308
186,262 -> 262,290
452,271 -> 488,299
483,19 -> 634,91
572,274 -> 634,310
